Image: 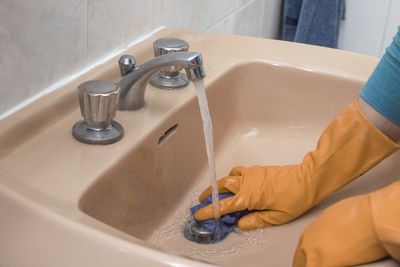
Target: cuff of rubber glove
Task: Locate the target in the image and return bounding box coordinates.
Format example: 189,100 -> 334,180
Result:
354,99 -> 399,149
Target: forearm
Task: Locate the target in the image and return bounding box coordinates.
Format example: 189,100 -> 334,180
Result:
358,97 -> 400,143
359,26 -> 400,143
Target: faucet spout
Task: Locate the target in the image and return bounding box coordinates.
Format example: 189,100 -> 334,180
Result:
117,51 -> 206,111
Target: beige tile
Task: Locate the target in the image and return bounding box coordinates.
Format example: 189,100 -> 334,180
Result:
152,0 -> 201,31
200,0 -> 246,31
87,0 -> 154,62
0,0 -> 86,116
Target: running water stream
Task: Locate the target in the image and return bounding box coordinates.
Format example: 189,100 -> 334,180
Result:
151,79 -> 268,259
193,80 -> 221,226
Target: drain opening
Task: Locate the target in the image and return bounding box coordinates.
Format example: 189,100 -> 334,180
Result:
158,124 -> 179,145
184,217 -> 228,244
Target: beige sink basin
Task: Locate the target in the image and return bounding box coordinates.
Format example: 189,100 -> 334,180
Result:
0,29 -> 399,266
80,61 -> 400,266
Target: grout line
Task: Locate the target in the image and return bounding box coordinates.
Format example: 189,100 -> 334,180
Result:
205,0 -> 256,32
379,0 -> 392,56
151,0 -> 156,29
259,0 -> 266,37
0,26 -> 165,121
86,0 -> 89,61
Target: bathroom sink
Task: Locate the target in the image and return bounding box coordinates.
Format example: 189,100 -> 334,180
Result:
80,62 -> 400,266
0,28 -> 398,266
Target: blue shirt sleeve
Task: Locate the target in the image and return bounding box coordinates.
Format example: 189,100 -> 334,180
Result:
360,26 -> 400,126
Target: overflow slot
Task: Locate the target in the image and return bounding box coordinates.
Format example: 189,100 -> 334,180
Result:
157,124 -> 179,145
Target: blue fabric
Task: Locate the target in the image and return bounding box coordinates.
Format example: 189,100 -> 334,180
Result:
283,0 -> 345,48
282,0 -> 303,42
360,26 -> 400,126
190,193 -> 251,235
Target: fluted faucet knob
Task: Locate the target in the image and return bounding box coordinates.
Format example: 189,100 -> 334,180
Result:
150,38 -> 190,89
72,80 -> 124,145
154,38 -> 189,73
78,80 -> 120,129
154,37 -> 189,54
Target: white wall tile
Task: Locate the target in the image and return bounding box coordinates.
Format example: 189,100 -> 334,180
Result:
381,0 -> 400,55
0,0 -> 282,118
338,0 -> 391,57
234,0 -> 264,37
152,0 -> 201,31
207,0 -> 282,38
207,12 -> 237,35
260,0 -> 282,39
87,0 -> 154,62
200,0 -> 246,31
0,0 -> 86,115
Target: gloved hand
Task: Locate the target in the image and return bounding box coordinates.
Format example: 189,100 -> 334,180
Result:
194,100 -> 399,230
293,182 -> 400,267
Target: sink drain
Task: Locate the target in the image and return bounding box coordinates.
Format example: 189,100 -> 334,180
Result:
184,218 -> 227,244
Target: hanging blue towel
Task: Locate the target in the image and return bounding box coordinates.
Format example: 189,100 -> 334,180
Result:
282,0 -> 346,48
190,193 -> 251,235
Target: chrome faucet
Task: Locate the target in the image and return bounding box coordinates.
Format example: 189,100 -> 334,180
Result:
117,51 -> 206,111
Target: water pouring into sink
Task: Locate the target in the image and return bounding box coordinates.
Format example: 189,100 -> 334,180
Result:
184,81 -> 252,244
183,79 -> 226,244
114,39 -> 227,242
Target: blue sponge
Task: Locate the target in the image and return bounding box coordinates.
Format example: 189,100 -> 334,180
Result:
190,193 -> 251,235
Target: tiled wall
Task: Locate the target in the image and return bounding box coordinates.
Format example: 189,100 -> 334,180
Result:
0,0 -> 282,119
338,0 -> 400,57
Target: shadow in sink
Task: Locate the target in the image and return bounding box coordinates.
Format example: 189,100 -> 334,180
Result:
79,61 -> 400,266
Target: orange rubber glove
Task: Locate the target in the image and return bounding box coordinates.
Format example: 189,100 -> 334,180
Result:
194,99 -> 399,230
293,181 -> 400,267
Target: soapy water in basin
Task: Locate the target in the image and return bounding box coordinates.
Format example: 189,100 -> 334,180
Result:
149,190 -> 271,264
